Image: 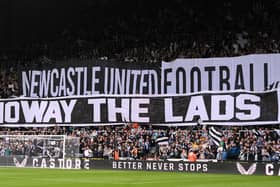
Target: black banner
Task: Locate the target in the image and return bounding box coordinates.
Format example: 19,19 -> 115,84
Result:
0,90 -> 278,126
0,157 -> 279,176
0,157 -> 90,169
19,59 -> 161,97
106,160 -> 280,176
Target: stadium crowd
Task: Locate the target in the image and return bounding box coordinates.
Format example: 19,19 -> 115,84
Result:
1,0 -> 280,163
0,125 -> 279,162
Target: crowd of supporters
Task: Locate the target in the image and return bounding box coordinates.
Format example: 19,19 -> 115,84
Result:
0,125 -> 279,162
2,1 -> 280,61
1,0 -> 280,162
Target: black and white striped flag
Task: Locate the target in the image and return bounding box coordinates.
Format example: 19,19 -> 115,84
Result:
156,137 -> 169,145
209,126 -> 223,147
274,129 -> 280,136
252,129 -> 262,137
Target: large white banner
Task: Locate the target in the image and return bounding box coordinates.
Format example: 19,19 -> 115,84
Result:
161,54 -> 280,94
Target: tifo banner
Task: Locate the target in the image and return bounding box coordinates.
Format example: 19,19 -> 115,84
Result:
0,90 -> 279,126
19,54 -> 280,97
20,59 -> 161,97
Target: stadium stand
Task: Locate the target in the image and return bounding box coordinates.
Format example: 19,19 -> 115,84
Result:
0,0 -> 280,163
